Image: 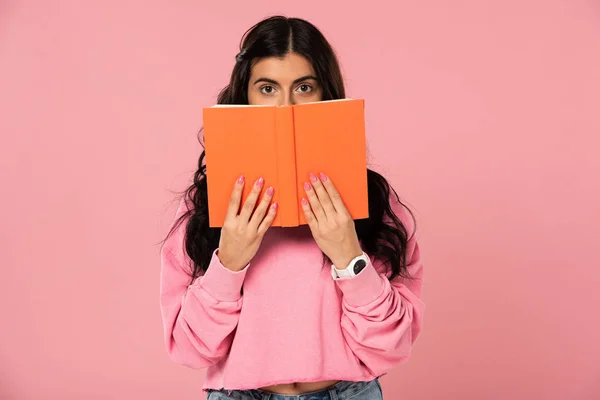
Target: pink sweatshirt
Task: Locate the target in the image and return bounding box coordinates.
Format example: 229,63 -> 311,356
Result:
159,196 -> 425,392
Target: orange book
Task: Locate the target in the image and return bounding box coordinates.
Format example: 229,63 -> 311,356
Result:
202,99 -> 369,227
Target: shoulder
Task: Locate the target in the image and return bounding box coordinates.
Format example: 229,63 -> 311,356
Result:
387,189 -> 417,240
161,195 -> 195,271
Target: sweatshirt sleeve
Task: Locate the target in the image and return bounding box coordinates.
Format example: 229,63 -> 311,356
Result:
334,198 -> 425,377
159,198 -> 248,369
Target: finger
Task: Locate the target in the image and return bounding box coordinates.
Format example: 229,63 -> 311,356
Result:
249,186 -> 274,230
300,197 -> 318,231
225,175 -> 245,220
257,202 -> 278,235
239,177 -> 264,222
318,172 -> 349,215
309,173 -> 336,216
303,181 -> 326,223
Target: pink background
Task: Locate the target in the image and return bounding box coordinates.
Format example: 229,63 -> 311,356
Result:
1,1 -> 599,399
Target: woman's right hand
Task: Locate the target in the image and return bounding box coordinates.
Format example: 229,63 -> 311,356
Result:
217,175 -> 278,271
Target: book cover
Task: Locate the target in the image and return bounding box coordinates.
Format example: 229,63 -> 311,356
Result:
202,99 -> 369,227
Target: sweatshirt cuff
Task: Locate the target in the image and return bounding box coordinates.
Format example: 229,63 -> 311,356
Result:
195,249 -> 249,302
334,259 -> 386,307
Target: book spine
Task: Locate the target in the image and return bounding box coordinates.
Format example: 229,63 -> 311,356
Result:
274,107 -> 298,226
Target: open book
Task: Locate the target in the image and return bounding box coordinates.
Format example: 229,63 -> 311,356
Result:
202,98 -> 369,227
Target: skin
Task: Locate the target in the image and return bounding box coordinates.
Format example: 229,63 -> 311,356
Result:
217,52 -> 363,395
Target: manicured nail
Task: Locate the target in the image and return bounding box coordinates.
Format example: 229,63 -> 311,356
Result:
237,175 -> 245,184
301,197 -> 308,205
319,172 -> 328,181
304,181 -> 311,191
256,177 -> 264,187
266,186 -> 274,196
310,173 -> 318,183
271,202 -> 278,210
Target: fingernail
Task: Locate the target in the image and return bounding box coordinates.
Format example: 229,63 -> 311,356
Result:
319,172 -> 328,181
301,197 -> 308,205
256,177 -> 264,187
304,181 -> 311,191
310,173 -> 318,183
266,186 -> 274,196
271,202 -> 278,210
237,175 -> 245,184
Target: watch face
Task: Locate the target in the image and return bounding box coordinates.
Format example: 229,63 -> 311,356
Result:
353,259 -> 367,275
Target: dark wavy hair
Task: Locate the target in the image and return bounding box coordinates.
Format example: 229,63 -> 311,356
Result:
164,16 -> 416,283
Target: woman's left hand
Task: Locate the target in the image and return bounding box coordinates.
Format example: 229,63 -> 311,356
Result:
301,172 -> 363,269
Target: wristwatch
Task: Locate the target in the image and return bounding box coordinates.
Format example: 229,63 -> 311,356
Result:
331,252 -> 369,279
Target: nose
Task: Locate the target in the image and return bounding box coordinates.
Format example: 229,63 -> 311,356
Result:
279,91 -> 294,107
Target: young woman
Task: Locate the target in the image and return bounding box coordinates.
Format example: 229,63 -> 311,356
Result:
160,15 -> 425,400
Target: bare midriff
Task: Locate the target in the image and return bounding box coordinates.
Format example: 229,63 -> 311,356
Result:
259,380 -> 341,395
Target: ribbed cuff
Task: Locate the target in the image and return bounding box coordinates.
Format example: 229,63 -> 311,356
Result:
334,260 -> 386,307
196,249 -> 249,302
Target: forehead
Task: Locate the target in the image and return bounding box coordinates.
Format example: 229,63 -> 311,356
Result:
249,53 -> 316,82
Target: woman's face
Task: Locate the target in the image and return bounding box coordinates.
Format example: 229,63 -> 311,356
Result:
247,52 -> 323,106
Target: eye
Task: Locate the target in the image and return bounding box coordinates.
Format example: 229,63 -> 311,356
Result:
296,84 -> 313,93
259,85 -> 276,95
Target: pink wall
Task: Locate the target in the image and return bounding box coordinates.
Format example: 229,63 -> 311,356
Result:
1,1 -> 599,399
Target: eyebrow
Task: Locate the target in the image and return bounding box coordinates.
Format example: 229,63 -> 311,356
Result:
253,75 -> 318,85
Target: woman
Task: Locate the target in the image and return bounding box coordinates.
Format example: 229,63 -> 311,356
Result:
160,15 -> 425,400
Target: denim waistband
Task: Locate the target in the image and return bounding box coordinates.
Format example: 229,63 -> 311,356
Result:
211,378 -> 380,400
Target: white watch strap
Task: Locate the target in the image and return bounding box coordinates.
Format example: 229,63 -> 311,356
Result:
331,265 -> 354,279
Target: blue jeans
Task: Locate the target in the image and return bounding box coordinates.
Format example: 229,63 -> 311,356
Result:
206,378 -> 383,399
